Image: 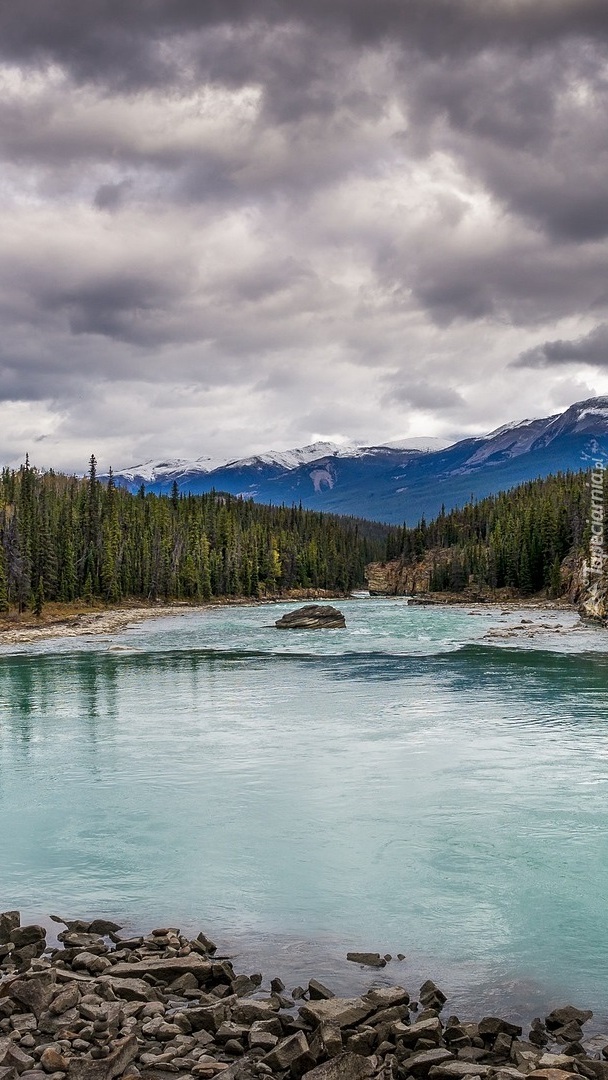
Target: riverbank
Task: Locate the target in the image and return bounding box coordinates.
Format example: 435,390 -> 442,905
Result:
406,593 -> 572,609
1,910 -> 606,1080
0,592 -> 588,648
0,591 -> 348,646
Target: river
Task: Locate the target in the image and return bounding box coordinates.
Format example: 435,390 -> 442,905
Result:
1,598 -> 607,1023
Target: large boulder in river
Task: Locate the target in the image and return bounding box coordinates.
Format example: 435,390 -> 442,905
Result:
275,605 -> 346,629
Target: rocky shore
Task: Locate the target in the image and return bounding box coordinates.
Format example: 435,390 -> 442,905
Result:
0,912 -> 606,1080
0,592 -> 350,647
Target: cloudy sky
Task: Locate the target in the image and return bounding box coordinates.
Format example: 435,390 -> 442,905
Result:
2,0 -> 608,473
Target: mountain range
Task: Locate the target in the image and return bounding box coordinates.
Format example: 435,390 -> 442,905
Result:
110,397 -> 608,525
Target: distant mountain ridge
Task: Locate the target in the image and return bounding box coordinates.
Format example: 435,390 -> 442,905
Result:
110,397 -> 608,525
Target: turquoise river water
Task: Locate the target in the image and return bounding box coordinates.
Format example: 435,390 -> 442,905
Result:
1,598 -> 608,1021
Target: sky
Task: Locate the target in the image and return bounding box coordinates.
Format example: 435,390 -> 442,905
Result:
2,0 -> 608,473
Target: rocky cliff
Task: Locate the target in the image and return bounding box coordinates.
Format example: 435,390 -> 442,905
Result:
366,550 -> 608,621
365,559 -> 430,596
563,551 -> 608,621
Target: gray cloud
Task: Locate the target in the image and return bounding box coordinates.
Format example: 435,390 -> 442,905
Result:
94,179 -> 132,211
514,324 -> 608,369
3,1 -> 608,87
385,382 -> 465,410
2,1 -> 608,471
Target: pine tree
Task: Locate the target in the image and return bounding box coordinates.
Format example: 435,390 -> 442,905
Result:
33,575 -> 44,617
549,556 -> 562,598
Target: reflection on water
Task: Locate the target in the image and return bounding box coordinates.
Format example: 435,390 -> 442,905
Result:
1,600 -> 608,1017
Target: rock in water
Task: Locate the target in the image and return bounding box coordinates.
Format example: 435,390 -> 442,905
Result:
275,605 -> 346,629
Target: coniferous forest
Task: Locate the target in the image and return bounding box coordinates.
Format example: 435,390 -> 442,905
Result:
384,470 -> 596,596
0,459 -> 601,614
0,457 -> 388,613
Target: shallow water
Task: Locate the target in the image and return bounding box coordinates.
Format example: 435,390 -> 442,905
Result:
1,599 -> 608,1021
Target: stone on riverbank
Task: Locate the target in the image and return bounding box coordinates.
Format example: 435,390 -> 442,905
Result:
346,953 -> 386,969
109,955 -> 213,981
300,998 -> 374,1029
0,913 -> 19,945
275,605 -> 346,629
0,909 -> 605,1080
303,1053 -> 377,1080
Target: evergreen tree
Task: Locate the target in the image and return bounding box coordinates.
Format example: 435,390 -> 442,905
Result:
33,576 -> 44,617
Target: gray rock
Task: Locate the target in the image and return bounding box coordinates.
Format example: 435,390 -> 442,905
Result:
442,1024 -> 470,1050
478,1018 -> 522,1040
224,1040 -> 245,1057
552,1022 -> 583,1044
39,1006 -> 81,1035
11,1014 -> 36,1034
301,1053 -> 376,1080
248,1031 -> 278,1053
456,1050 -> 487,1064
141,1018 -> 184,1041
309,1023 -> 343,1062
232,1003 -> 279,1025
216,1022 -> 250,1046
492,1070 -> 527,1080
58,932 -> 106,949
368,1003 -> 409,1028
275,606 -> 346,630
11,945 -> 40,968
109,956 -> 213,984
10,928 -> 46,951
419,982 -> 447,1011
50,917 -> 90,931
492,1033 -> 513,1059
402,1050 -> 453,1076
87,922 -> 122,937
49,985 -> 80,1016
186,1004 -> 229,1034
231,976 -> 258,999
511,1046 -> 541,1071
0,1039 -> 36,1074
300,999 -> 374,1031
345,954 -> 385,970
576,1062 -> 608,1080
96,978 -> 154,1003
67,1035 -> 137,1080
344,1030 -> 376,1057
72,954 -> 112,976
195,933 -> 217,955
537,1055 -> 578,1070
545,1007 -> 593,1031
262,1032 -> 312,1072
0,914 -> 20,947
428,1064 -> 492,1079
308,981 -> 335,1002
398,1018 -> 443,1046
364,988 -> 409,1009
9,975 -> 56,1020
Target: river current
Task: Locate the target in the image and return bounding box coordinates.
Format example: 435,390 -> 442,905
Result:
1,598 -> 608,1022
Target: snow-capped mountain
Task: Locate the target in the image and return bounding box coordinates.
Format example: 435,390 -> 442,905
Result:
111,397 -> 608,524
222,442 -> 358,472
117,442 -> 350,488
117,456 -> 220,486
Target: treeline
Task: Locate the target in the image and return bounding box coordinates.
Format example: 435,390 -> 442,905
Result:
385,470 -> 595,595
0,457 -> 388,612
